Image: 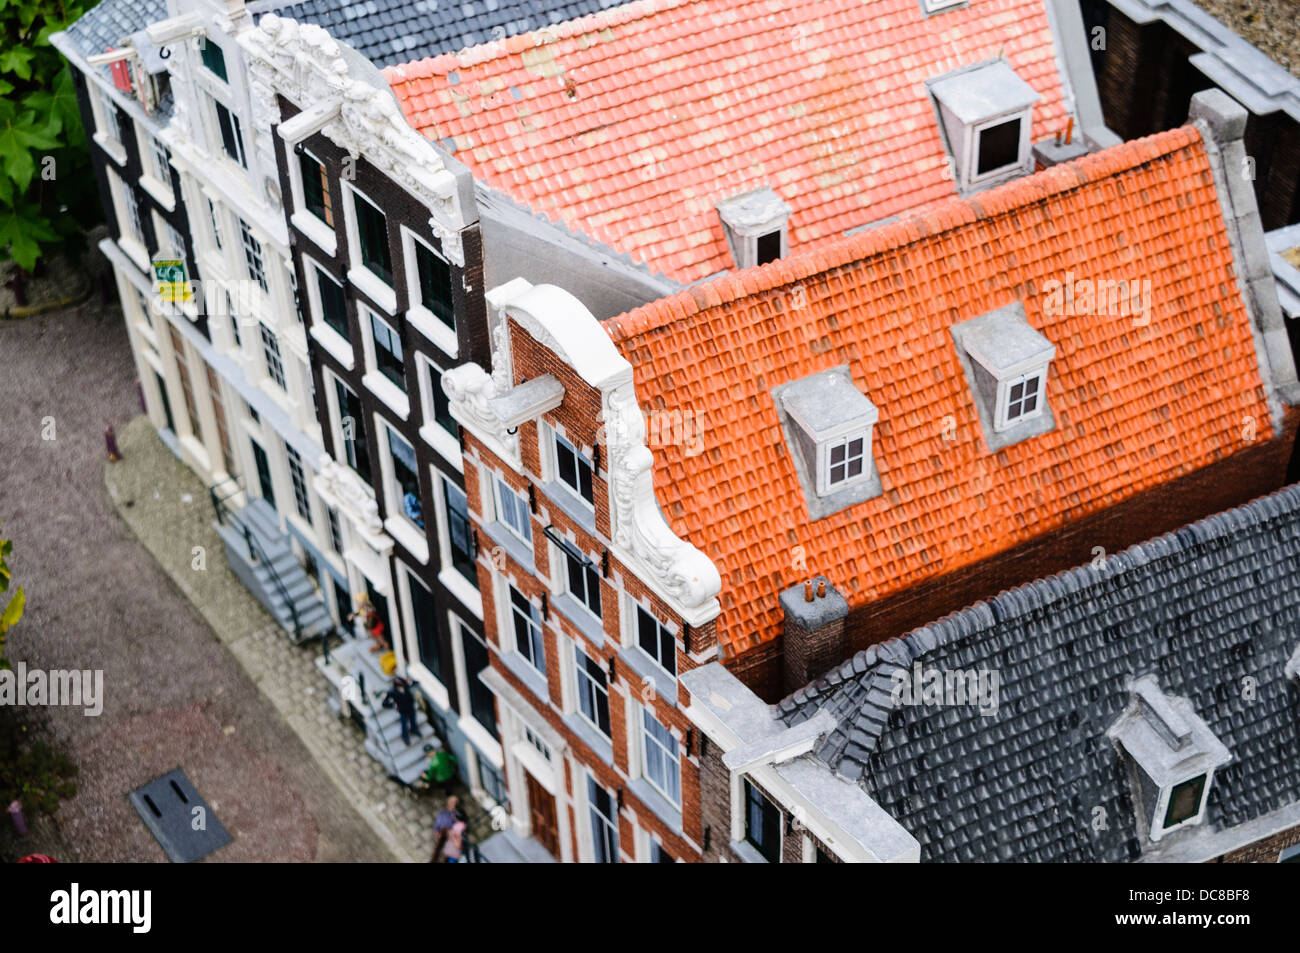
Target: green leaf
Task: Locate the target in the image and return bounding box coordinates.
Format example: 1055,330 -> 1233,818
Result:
0,47 -> 34,80
0,108 -> 59,191
0,587 -> 23,633
0,79 -> 12,95
0,203 -> 57,270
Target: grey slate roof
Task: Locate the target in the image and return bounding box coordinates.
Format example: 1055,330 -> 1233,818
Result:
276,0 -> 628,66
63,0 -> 168,58
779,484 -> 1300,862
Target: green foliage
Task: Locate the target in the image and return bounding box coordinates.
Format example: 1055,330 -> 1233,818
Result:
0,526 -> 24,670
1,0 -> 98,272
0,716 -> 78,814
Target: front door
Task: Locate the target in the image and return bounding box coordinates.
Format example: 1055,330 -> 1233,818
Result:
250,439 -> 275,509
525,770 -> 560,860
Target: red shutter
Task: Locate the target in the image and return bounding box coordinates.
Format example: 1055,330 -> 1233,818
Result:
107,48 -> 133,92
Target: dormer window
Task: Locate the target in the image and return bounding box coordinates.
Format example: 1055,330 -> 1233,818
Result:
929,61 -> 1040,193
921,0 -> 965,12
950,302 -> 1056,451
717,187 -> 791,270
1107,675 -> 1231,845
773,367 -> 882,519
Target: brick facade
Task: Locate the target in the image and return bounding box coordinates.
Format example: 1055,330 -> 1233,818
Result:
1214,822 -> 1300,863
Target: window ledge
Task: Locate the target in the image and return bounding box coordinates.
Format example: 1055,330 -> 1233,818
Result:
562,711 -> 615,767
94,133 -> 127,166
384,515 -> 429,564
309,322 -> 354,371
291,210 -> 337,257
406,305 -> 459,359
730,839 -> 771,864
419,422 -> 463,472
627,777 -> 683,834
348,266 -> 398,315
139,175 -> 175,212
497,648 -> 550,704
362,371 -> 411,421
618,647 -> 676,708
438,567 -> 482,619
459,715 -> 504,768
541,480 -> 598,537
552,592 -> 606,649
119,236 -> 152,274
481,520 -> 535,573
409,664 -> 451,712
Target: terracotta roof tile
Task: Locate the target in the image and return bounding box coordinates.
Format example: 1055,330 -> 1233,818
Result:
385,0 -> 1071,283
604,127 -> 1274,656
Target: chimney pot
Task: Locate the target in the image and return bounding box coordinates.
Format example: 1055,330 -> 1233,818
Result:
804,581 -> 813,602
817,580 -> 826,598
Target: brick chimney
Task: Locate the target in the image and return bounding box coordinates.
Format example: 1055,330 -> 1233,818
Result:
781,575 -> 848,696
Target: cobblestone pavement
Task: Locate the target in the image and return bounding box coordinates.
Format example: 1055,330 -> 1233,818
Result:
0,299 -> 403,862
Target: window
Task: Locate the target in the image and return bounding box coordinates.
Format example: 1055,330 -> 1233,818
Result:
525,726 -> 552,762
575,646 -> 610,738
756,230 -> 782,265
214,99 -> 246,168
459,619 -> 498,739
205,366 -> 236,475
97,89 -> 124,144
260,323 -> 286,390
744,778 -> 782,863
408,571 -> 443,683
286,444 -> 312,523
386,425 -> 423,529
333,377 -> 371,483
588,776 -> 619,863
299,151 -> 333,226
353,189 -> 393,285
636,605 -> 675,677
642,709 -> 680,805
1002,372 -> 1042,425
443,481 -> 475,583
553,432 -> 594,506
148,135 -> 171,185
423,357 -> 457,435
167,327 -> 202,440
111,171 -> 143,246
312,267 -> 349,341
200,39 -> 228,82
509,586 -> 545,676
825,434 -> 867,488
369,311 -> 405,387
1163,775 -> 1207,830
227,292 -> 241,348
239,219 -> 267,292
494,476 -> 531,544
413,239 -> 455,328
326,506 -> 343,554
559,542 -> 601,620
977,116 -> 1023,176
207,198 -> 224,250
649,842 -> 674,863
922,0 -> 965,12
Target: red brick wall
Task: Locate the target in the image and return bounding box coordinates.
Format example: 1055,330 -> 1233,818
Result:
1214,823 -> 1300,863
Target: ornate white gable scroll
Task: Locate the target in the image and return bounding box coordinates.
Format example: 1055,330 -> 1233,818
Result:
241,14 -> 471,265
447,278 -> 722,627
314,453 -> 392,549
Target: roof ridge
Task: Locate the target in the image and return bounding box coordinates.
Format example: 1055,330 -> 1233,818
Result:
781,481 -> 1300,725
383,0 -> 682,81
606,125 -> 1205,345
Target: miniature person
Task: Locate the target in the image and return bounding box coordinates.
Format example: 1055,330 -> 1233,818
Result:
381,676 -> 419,746
442,820 -> 466,863
347,592 -> 390,653
104,424 -> 120,463
432,795 -> 466,861
421,747 -> 458,795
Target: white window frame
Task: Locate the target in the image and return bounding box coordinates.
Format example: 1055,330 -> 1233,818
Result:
993,368 -> 1047,432
239,218 -> 268,293
91,87 -> 127,163
626,598 -> 677,677
137,129 -> 174,208
554,538 -> 602,621
378,420 -> 427,560
432,470 -> 483,618
289,147 -> 337,255
303,256 -> 353,369
493,475 -> 532,546
922,0 -> 965,12
396,565 -> 450,710
549,428 -> 595,510
415,353 -> 461,467
506,582 -> 546,677
1151,772 -> 1215,841
818,430 -> 872,495
358,304 -> 410,419
211,94 -> 247,169
342,182 -> 398,313
401,226 -> 458,357
323,369 -> 374,497
574,643 -> 611,739
205,195 -> 225,253
585,773 -> 620,863
259,322 -> 286,391
106,168 -> 148,269
640,706 -> 681,807
966,109 -> 1032,188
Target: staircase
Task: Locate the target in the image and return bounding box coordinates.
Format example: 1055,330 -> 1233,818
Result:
212,494 -> 333,644
317,638 -> 442,785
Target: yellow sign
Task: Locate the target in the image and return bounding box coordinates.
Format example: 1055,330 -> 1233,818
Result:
152,255 -> 191,303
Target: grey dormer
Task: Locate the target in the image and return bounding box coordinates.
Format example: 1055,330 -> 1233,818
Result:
489,374 -> 564,430
950,302 -> 1056,451
1107,675 -> 1232,844
773,367 -> 882,520
716,187 -> 791,269
929,60 -> 1040,193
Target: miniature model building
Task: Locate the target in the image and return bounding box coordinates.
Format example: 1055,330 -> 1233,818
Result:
29,0 -> 1300,865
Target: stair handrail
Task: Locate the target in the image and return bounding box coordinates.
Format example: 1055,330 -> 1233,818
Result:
208,478 -> 303,642
356,670 -> 404,781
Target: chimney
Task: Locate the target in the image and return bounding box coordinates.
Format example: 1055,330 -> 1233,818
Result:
780,575 -> 849,697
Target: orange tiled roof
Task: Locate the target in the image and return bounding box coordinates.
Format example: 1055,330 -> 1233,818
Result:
604,127 -> 1274,656
384,0 -> 1071,283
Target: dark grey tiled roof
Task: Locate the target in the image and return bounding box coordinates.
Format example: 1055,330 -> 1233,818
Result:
63,0 -> 168,58
780,485 -> 1300,862
277,0 -> 626,67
